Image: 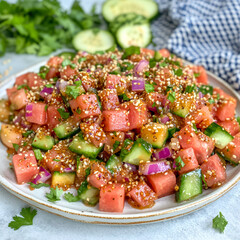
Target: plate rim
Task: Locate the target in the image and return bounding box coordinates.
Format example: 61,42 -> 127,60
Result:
0,60 -> 239,223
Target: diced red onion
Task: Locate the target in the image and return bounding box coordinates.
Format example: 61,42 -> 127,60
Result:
148,106 -> 157,112
40,87 -> 53,98
25,104 -> 33,117
58,81 -> 68,93
87,69 -> 91,73
199,92 -> 204,98
139,160 -> 171,175
172,161 -> 177,169
161,116 -> 170,124
134,60 -> 149,77
31,167 -> 51,184
64,167 -> 74,173
123,162 -> 137,172
132,79 -> 145,92
125,132 -> 135,140
152,147 -> 172,160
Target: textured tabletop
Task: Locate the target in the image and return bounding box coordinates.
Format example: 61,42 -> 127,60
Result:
0,1 -> 239,239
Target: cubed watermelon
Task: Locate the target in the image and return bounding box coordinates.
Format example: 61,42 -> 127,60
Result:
15,73 -> 28,86
104,131 -> 125,154
47,105 -> 62,130
99,89 -> 119,110
99,183 -> 125,212
47,56 -> 63,67
200,154 -> 226,188
176,148 -> 199,174
158,48 -> 170,58
9,89 -> 28,110
127,181 -> 157,207
60,65 -> 77,79
78,72 -> 96,91
6,86 -> 17,99
145,92 -> 166,111
12,150 -> 39,184
105,75 -> 127,95
191,66 -> 208,84
218,119 -> 240,136
46,67 -> 59,80
147,170 -> 176,198
102,110 -> 130,132
27,73 -> 44,90
26,103 -> 47,125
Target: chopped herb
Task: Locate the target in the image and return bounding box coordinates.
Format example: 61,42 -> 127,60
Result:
174,68 -> 183,76
45,186 -> 63,202
109,70 -> 120,75
45,84 -> 53,88
62,59 -> 76,69
85,167 -> 91,177
111,54 -> 117,60
159,62 -> 168,68
185,84 -> 197,93
44,105 -> 48,111
28,182 -> 49,189
212,212 -> 228,233
194,72 -> 200,78
64,192 -> 79,202
122,46 -> 140,59
76,108 -> 81,114
13,143 -> 19,152
192,123 -> 198,133
144,71 -> 150,77
23,142 -> 28,147
113,131 -> 117,136
216,93 -> 220,100
167,91 -> 176,103
168,127 -> 180,139
152,116 -> 159,123
152,102 -> 156,108
53,159 -> 61,162
120,93 -> 130,101
77,180 -> 88,195
65,85 -> 81,99
208,99 -> 215,104
22,130 -> 34,137
57,108 -> 70,119
119,62 -> 134,72
95,63 -> 104,69
149,58 -> 156,68
145,83 -> 155,93
113,140 -> 120,151
175,156 -> 185,170
78,57 -> 86,63
8,207 -> 37,231
199,85 -> 213,95
33,149 -> 43,160
74,80 -> 82,86
166,86 -> 173,93
17,84 -> 30,90
154,51 -> 163,61
237,117 -> 240,126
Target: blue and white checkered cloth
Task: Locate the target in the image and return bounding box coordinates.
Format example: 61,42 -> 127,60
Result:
152,0 -> 240,93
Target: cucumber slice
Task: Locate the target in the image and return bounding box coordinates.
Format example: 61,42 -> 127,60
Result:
105,155 -> 122,174
57,51 -> 76,60
204,123 -> 233,149
32,133 -> 54,151
216,151 -> 238,166
141,122 -> 168,148
72,29 -> 115,54
116,23 -> 152,48
121,138 -> 152,165
53,116 -> 80,140
52,172 -> 76,188
69,133 -> 103,159
102,0 -> 158,22
176,169 -> 202,202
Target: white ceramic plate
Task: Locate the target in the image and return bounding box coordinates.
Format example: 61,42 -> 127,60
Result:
0,61 -> 239,225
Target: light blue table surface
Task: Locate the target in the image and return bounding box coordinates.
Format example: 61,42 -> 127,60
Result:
0,1 -> 239,239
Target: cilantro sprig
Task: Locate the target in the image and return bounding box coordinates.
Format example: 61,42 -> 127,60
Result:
57,108 -> 70,119
8,207 -> 37,231
28,182 -> 50,189
122,46 -> 140,59
212,212 -> 228,233
45,186 -> 63,202
175,156 -> 185,170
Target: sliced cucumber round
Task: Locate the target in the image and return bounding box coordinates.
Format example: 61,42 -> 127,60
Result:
116,23 -> 152,48
102,0 -> 159,22
72,29 -> 115,54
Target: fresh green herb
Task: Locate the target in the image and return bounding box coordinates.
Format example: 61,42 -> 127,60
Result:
168,127 -> 180,139
212,212 -> 228,233
199,85 -> 213,95
65,85 -> 81,99
45,186 -> 63,202
76,108 -> 81,114
113,131 -> 117,136
145,83 -> 155,93
33,149 -> 43,160
194,72 -> 200,78
120,93 -> 130,101
149,58 -> 156,68
113,140 -> 120,151
85,167 -> 91,177
57,108 -> 70,119
62,59 -> 76,69
45,84 -> 53,88
22,130 -> 34,137
152,102 -> 156,108
17,84 -> 30,90
166,86 -> 173,93
28,182 -> 49,189
95,63 -> 104,69
119,62 -> 134,72
111,54 -> 117,60
64,192 -> 79,202
216,93 -> 220,100
13,143 -> 19,152
154,51 -> 162,61
120,139 -> 134,160
192,123 -> 198,133
44,105 -> 48,111
152,116 -> 159,123
23,142 -> 28,147
237,117 -> 240,126
175,156 -> 185,171
159,62 -> 168,68
77,180 -> 88,195
78,57 -> 86,63
8,207 -> 37,231
185,84 -> 197,93
53,159 -> 61,162
122,46 -> 140,59
208,99 -> 215,104
144,71 -> 150,77
106,44 -> 117,52
109,70 -> 120,75
167,91 -> 176,103
174,68 -> 183,76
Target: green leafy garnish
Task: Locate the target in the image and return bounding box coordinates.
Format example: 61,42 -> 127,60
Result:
109,70 -> 120,75
199,85 -> 213,95
185,84 -> 197,93
44,105 -> 48,111
120,93 -> 130,101
13,143 -> 19,152
122,46 -> 140,59
149,58 -> 156,68
64,192 -> 79,202
17,84 -> 30,90
113,140 -> 120,151
144,71 -> 150,77
76,108 -> 81,114
65,85 -> 81,99
33,149 -> 43,160
45,186 -> 63,202
145,83 -> 155,93
85,167 -> 91,177
237,116 -> 240,126
167,91 -> 176,103
208,99 -> 215,104
174,68 -> 183,76
22,130 -> 34,137
78,57 -> 86,63
175,156 -> 185,170
194,72 -> 200,78
28,182 -> 49,189
53,159 -> 61,162
8,207 -> 37,231
62,59 -> 76,69
168,127 -> 180,139
119,62 -> 134,72
152,102 -> 156,108
45,84 -> 53,88
192,123 -> 198,133
212,212 -> 228,233
57,108 -> 70,119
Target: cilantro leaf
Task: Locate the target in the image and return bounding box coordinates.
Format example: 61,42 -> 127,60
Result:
12,143 -> 19,152
122,46 -> 140,59
64,192 -> 79,202
22,130 -> 34,137
57,108 -> 70,119
17,84 -> 30,90
145,83 -> 155,93
28,182 -> 49,189
212,212 -> 228,233
113,140 -> 120,151
65,85 -> 81,99
149,58 -> 156,68
62,59 -> 76,69
174,68 -> 183,76
199,85 -> 213,95
144,71 -> 150,77
45,186 -> 63,202
78,57 -> 86,63
175,156 -> 185,170
185,84 -> 197,93
237,116 -> 240,126
8,207 -> 37,231
194,72 -> 200,78
167,91 -> 176,103
33,149 -> 43,160
120,93 -> 130,101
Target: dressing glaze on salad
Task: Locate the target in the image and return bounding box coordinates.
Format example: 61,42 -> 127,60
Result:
1,47 -> 239,212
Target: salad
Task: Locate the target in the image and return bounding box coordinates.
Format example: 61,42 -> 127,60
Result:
0,47 -> 239,213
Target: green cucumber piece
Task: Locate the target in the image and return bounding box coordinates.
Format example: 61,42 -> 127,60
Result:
170,96 -> 193,118
52,171 -> 76,188
176,169 -> 202,202
102,0 -> 158,22
32,133 -> 54,151
53,116 -> 80,139
57,51 -> 76,60
69,133 -> 103,158
72,29 -> 115,54
216,152 -> 238,166
105,155 -> 122,174
116,23 -> 152,48
121,138 -> 152,165
204,122 -> 233,149
78,181 -> 99,206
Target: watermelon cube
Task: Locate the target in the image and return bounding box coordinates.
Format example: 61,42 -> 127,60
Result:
9,89 -> 28,110
99,89 -> 119,110
27,73 -> 44,90
47,56 -> 63,67
200,154 -> 226,188
60,65 -> 77,79
15,73 -> 28,86
6,86 -> 17,99
47,105 -> 62,130
105,75 -> 127,94
26,103 -> 47,125
12,150 -> 39,184
147,170 -> 176,198
104,131 -> 125,154
145,92 -> 166,111
43,149 -> 62,172
99,183 -> 125,212
46,67 -> 59,80
218,119 -> 240,136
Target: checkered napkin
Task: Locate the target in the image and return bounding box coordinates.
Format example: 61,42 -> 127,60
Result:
152,0 -> 240,93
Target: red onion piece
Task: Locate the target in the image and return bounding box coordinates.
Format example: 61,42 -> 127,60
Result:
40,87 -> 53,98
199,92 -> 204,98
132,78 -> 145,92
125,131 -> 135,140
87,69 -> 91,73
148,106 -> 157,112
58,81 -> 68,93
134,60 -> 149,77
139,160 -> 171,175
64,167 -> 74,173
161,116 -> 170,124
25,104 -> 33,117
123,162 -> 137,172
152,147 -> 172,160
31,167 -> 51,184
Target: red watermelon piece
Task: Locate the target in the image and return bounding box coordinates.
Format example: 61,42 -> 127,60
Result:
217,119 -> 240,136
99,89 -> 119,110
26,102 -> 47,125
